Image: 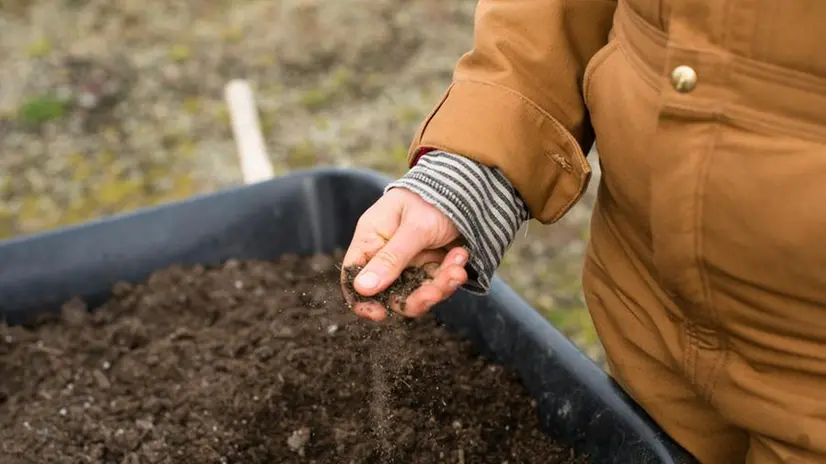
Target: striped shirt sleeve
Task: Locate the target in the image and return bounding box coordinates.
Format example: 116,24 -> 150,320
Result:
384,151 -> 531,294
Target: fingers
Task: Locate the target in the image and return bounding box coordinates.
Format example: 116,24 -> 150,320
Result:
343,249 -> 443,322
346,246 -> 469,321
393,246 -> 469,318
340,199 -> 400,320
339,277 -> 388,321
408,249 -> 449,268
352,222 -> 429,297
341,209 -> 395,270
351,300 -> 390,321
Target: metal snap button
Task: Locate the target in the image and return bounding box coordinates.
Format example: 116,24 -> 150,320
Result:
670,65 -> 697,93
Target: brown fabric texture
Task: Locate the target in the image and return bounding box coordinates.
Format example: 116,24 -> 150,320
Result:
409,1 -> 826,463
407,0 -> 618,223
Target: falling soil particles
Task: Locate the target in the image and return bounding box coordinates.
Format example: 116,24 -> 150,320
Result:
0,252 -> 586,464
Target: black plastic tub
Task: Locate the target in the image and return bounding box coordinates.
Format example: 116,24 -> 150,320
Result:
0,167 -> 697,464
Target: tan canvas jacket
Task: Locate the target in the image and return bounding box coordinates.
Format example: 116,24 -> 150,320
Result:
407,0 -> 826,224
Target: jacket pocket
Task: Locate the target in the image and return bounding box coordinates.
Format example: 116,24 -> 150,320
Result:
583,39 -> 621,109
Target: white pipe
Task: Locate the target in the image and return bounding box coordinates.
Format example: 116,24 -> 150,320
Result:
224,79 -> 275,185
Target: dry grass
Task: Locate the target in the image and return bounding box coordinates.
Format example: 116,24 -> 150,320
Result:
0,0 -> 603,362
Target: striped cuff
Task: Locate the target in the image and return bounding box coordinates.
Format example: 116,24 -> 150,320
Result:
384,151 -> 531,294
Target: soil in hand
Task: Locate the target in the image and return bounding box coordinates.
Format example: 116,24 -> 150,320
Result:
0,253 -> 585,464
342,264 -> 429,314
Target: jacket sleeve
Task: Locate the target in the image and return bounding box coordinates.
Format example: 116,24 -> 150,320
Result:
407,0 -> 617,223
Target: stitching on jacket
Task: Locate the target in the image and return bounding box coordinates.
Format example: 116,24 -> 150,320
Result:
549,153 -> 572,173
451,79 -> 588,170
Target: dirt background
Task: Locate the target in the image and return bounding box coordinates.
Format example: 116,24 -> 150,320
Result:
0,0 -> 604,363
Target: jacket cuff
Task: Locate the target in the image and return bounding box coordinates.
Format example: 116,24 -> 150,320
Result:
385,151 -> 530,294
407,80 -> 592,224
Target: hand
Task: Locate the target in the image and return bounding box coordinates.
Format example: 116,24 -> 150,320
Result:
341,188 -> 469,321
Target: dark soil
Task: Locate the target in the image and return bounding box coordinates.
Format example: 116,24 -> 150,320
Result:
0,252 -> 584,464
342,265 -> 430,314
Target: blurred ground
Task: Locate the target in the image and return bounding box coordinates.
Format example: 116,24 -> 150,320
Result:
0,0 -> 604,363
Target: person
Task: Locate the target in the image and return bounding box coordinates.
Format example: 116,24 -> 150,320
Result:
340,1 -> 826,462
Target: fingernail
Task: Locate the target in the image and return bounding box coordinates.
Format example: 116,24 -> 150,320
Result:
356,271 -> 379,290
454,254 -> 467,265
448,279 -> 461,289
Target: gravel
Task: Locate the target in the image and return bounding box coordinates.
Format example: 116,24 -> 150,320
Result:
0,0 -> 603,362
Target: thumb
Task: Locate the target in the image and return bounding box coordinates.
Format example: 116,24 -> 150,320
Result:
355,222 -> 429,296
